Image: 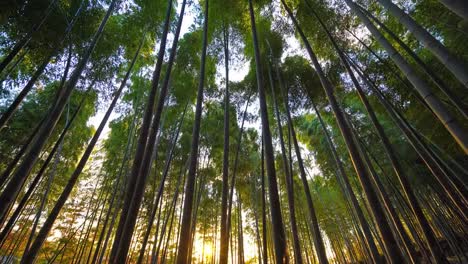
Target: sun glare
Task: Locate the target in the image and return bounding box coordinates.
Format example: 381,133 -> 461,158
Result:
193,237 -> 215,263
202,242 -> 214,258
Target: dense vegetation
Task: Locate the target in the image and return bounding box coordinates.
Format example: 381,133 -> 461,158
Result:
0,0 -> 467,263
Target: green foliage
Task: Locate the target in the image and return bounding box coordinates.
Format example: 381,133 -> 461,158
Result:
1,0 -> 466,262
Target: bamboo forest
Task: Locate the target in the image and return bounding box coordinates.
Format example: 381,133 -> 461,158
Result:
1,0 -> 468,263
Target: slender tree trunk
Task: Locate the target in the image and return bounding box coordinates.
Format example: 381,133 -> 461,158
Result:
75,186 -> 106,264
82,126 -> 136,264
151,194 -> 167,261
347,56 -> 468,219
85,196 -> 108,264
173,169 -> 187,264
0,2 -> 83,130
281,1 -> 404,262
0,0 -> 117,221
136,103 -> 187,263
154,161 -> 185,263
0,94 -> 84,236
71,181 -> 100,264
0,118 -> 43,189
249,0 -> 289,262
0,47 -> 28,83
296,209 -> 313,264
308,98 -> 382,263
357,4 -> 468,119
237,197 -> 245,264
20,36 -> 141,263
274,62 -> 330,264
113,2 -> 188,261
349,119 -> 419,263
176,1 -> 208,262
251,175 -> 264,264
313,9 -> 447,261
345,28 -> 437,113
439,0 -> 468,20
3,216 -> 33,259
154,160 -> 189,264
90,189 -> 117,264
187,156 -> 208,264
375,0 -> 468,87
47,217 -> 84,263
93,95 -> 140,264
109,0 -> 173,260
346,0 -> 468,153
23,102 -> 70,252
261,141 -> 268,264
231,207 -> 236,264
220,22 -> 230,264
268,60 -> 303,264
160,193 -> 179,263
0,54 -> 52,130
226,94 -> 252,257
0,0 -> 58,74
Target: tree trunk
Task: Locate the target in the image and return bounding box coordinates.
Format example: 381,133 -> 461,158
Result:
313,8 -> 447,261
439,0 -> 468,20
0,118 -> 43,188
187,155 -> 208,264
90,187 -> 118,264
153,161 -> 185,263
90,169 -> 134,264
308,97 -> 381,263
84,194 -> 109,264
375,0 -> 468,87
0,54 -> 52,130
20,35 -> 141,263
268,60 -> 303,264
261,141 -> 268,264
94,95 -> 140,264
176,1 -> 208,262
74,186 -> 106,264
281,1 -> 405,262
220,23 -> 230,264
248,0 -> 289,262
136,103 -> 187,264
0,48 -> 28,83
346,0 -> 468,153
345,28 -> 438,113
153,161 -> 189,263
226,94 -> 252,260
0,0 -> 58,74
0,3 -> 83,130
160,195 -> 178,263
24,101 -> 70,252
0,0 -> 117,221
349,119 -> 419,263
237,197 -> 245,264
109,0 -> 176,260
347,56 -> 468,220
251,175 -> 264,264
121,0 -> 188,257
357,4 -> 468,119
275,63 -> 330,264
